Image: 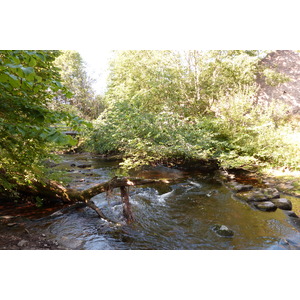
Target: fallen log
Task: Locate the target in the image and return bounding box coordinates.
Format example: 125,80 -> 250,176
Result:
70,177 -> 172,223
32,177 -> 172,223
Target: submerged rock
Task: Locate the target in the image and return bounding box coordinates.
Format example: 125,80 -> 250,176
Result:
253,201 -> 277,212
284,211 -> 299,218
60,237 -> 83,249
211,225 -> 234,237
271,198 -> 292,210
279,238 -> 300,250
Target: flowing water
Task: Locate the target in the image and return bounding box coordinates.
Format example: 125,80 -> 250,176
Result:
23,154 -> 300,249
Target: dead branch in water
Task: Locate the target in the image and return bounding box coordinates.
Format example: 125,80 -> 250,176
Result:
37,177 -> 173,223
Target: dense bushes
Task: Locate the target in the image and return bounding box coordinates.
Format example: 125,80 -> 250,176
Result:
89,94 -> 300,171
88,50 -> 300,172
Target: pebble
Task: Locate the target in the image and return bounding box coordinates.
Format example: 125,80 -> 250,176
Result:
17,240 -> 28,247
0,216 -> 14,220
7,223 -> 17,227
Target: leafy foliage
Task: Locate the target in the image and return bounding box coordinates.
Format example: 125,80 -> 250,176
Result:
53,50 -> 107,120
0,50 -> 87,195
88,50 -> 300,172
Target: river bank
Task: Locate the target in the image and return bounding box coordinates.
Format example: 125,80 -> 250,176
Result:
0,217 -> 66,250
1,153 -> 300,250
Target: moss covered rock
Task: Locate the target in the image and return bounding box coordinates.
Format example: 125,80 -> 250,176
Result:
253,201 -> 277,212
211,225 -> 234,237
271,198 -> 292,210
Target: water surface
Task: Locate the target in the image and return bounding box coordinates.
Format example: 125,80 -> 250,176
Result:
27,154 -> 300,250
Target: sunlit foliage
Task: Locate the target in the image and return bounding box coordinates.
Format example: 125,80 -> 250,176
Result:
89,50 -> 300,171
0,50 -> 85,195
53,50 -> 107,120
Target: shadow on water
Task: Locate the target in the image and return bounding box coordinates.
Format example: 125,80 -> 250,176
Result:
10,154 -> 300,250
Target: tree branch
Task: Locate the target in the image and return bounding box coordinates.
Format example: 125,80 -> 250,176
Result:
40,176 -> 173,223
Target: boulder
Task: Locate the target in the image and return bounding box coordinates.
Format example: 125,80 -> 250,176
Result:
271,198 -> 292,210
264,187 -> 280,199
253,201 -> 277,212
228,182 -> 253,192
211,225 -> 234,237
235,190 -> 268,202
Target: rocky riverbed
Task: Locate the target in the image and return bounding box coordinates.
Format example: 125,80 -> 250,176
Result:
0,216 -> 67,250
1,154 -> 300,250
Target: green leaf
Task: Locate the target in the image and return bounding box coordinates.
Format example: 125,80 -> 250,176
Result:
54,80 -> 63,88
25,72 -> 35,82
21,67 -> 34,76
5,63 -> 23,69
35,53 -> 46,61
7,73 -> 21,87
65,91 -> 73,98
28,57 -> 37,67
11,56 -> 20,64
16,127 -> 26,136
0,73 -> 9,82
35,75 -> 42,82
65,135 -> 78,146
14,67 -> 24,77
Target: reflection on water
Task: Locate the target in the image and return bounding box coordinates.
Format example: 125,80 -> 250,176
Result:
26,154 -> 300,250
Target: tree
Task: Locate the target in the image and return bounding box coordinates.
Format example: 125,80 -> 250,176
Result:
53,50 -> 105,120
0,50 -> 79,196
105,50 -> 183,112
89,50 -> 300,171
105,50 -> 266,116
178,50 -> 266,114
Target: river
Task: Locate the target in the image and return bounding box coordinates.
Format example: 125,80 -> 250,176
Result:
22,154 -> 300,250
